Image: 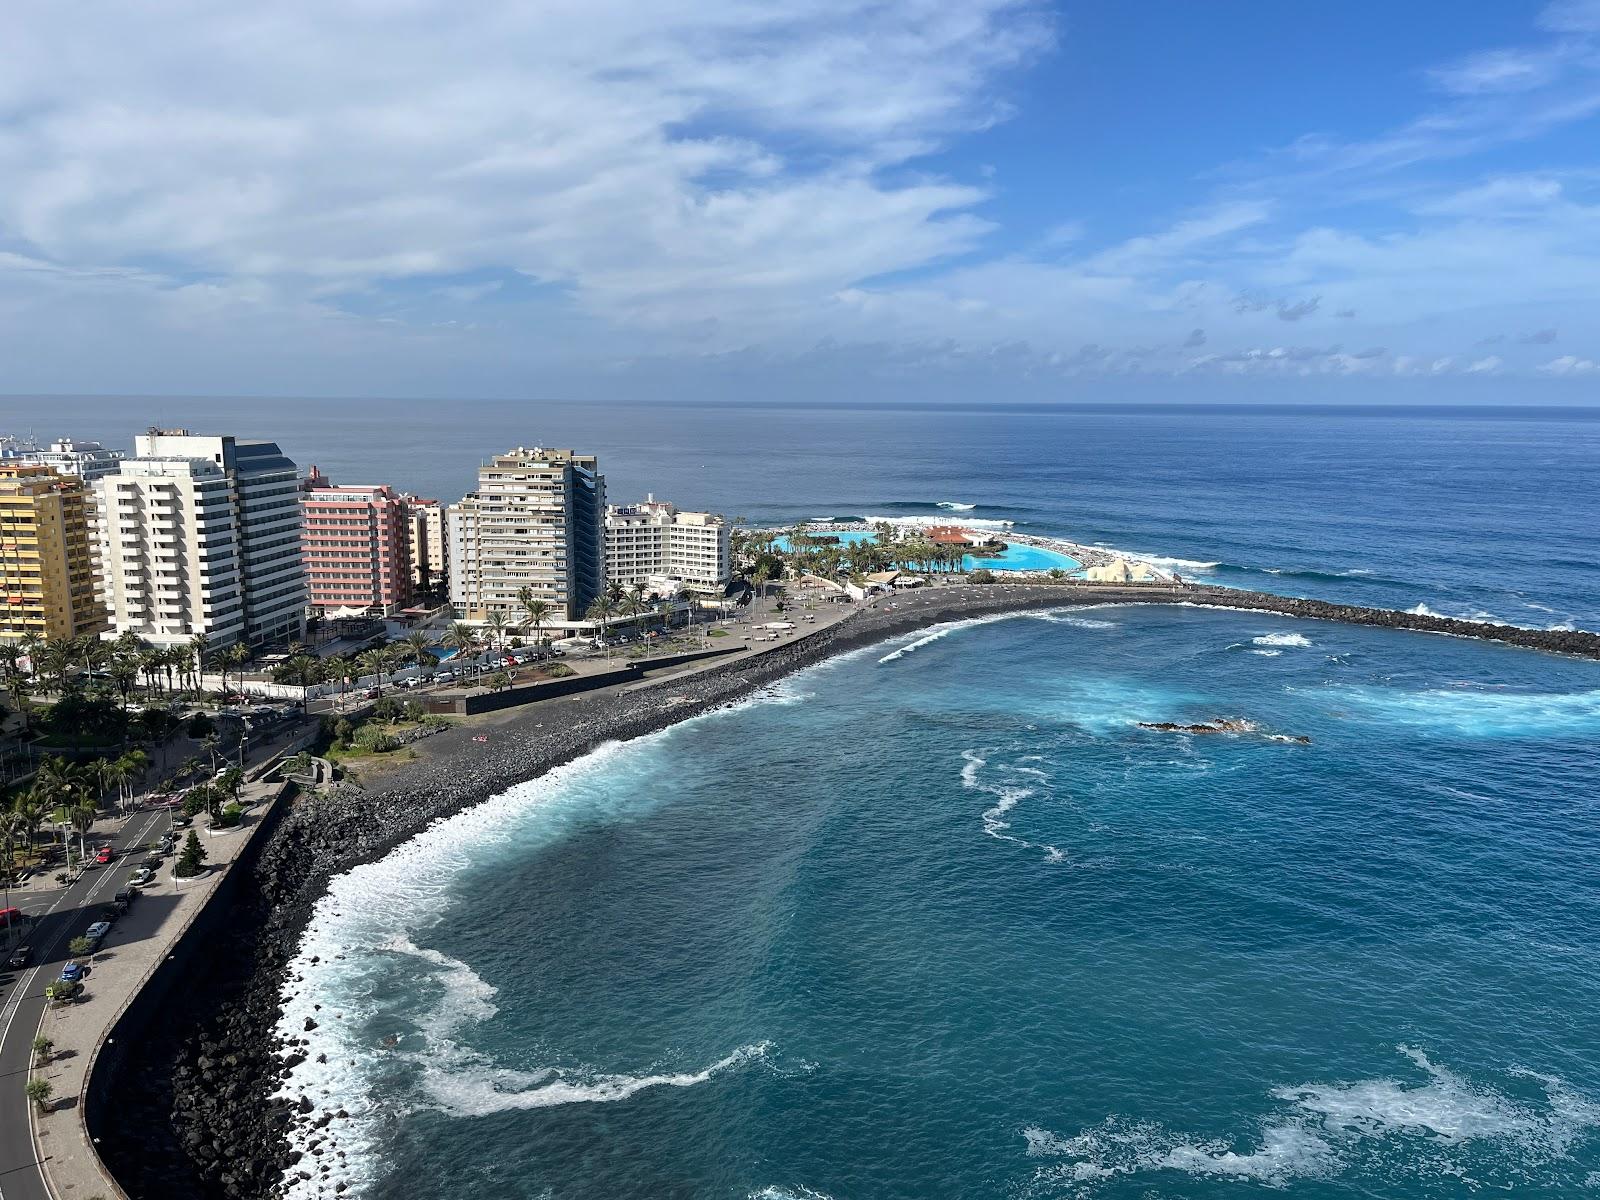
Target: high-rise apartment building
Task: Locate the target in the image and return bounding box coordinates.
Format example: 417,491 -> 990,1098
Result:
604,498 -> 730,595
0,464 -> 107,643
402,496 -> 447,592
447,447 -> 605,625
301,467 -> 414,616
95,455 -> 245,648
95,430 -> 306,648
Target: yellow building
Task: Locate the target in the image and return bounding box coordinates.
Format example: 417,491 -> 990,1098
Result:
0,463 -> 107,643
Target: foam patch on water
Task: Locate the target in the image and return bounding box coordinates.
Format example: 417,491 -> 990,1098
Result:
1253,632 -> 1311,648
1250,648 -> 1282,657
419,1041 -> 772,1116
862,512 -> 1015,530
876,612 -> 1017,663
1029,611 -> 1118,630
1314,683 -> 1600,737
959,750 -> 1065,863
750,1188 -> 838,1200
937,501 -> 978,511
1024,1047 -> 1600,1193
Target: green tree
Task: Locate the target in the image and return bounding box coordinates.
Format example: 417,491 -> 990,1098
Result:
68,936 -> 93,957
517,589 -> 551,647
174,829 -> 208,877
25,1077 -> 53,1111
485,610 -> 509,650
31,1036 -> 54,1064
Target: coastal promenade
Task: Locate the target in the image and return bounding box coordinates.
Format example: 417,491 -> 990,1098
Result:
0,720 -> 317,1200
80,578 -> 1600,1200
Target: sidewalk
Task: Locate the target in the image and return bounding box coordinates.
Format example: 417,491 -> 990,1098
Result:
28,759 -> 300,1198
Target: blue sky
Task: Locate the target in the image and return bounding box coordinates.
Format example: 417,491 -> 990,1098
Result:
3,0 -> 1600,400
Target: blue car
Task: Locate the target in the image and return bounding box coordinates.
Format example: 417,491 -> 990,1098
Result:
59,961 -> 85,983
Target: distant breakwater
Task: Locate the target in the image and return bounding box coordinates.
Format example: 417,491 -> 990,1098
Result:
1184,587 -> 1600,660
93,582 -> 1599,1200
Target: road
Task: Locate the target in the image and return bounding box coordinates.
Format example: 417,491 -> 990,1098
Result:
0,806 -> 170,1200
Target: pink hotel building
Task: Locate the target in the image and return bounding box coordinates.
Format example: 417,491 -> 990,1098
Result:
301,467 -> 415,616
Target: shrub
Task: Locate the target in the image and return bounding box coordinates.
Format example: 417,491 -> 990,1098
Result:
333,718 -> 354,746
186,712 -> 215,739
540,662 -> 575,678
215,803 -> 243,829
32,1036 -> 54,1063
969,569 -> 996,584
44,981 -> 79,1005
488,671 -> 512,692
1047,567 -> 1066,580
68,937 -> 93,957
373,696 -> 402,723
352,725 -> 399,753
402,700 -> 426,722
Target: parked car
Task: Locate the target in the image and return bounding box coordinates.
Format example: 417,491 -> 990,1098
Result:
360,687 -> 380,700
113,888 -> 136,907
141,855 -> 164,872
59,961 -> 85,983
95,845 -> 115,865
130,868 -> 156,887
101,902 -> 125,921
6,945 -> 30,970
172,814 -> 193,828
434,671 -> 455,684
85,920 -> 112,947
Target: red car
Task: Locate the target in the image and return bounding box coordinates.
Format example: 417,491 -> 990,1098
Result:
94,845 -> 114,865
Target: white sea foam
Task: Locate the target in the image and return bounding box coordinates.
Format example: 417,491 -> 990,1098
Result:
750,1188 -> 838,1200
1312,683 -> 1600,737
1025,1047 -> 1600,1192
861,512 -> 1015,530
1029,611 -> 1118,630
420,1041 -> 772,1116
1407,602 -> 1507,625
1253,631 -> 1311,647
937,501 -> 978,511
876,612 -> 1017,663
959,750 -> 1065,862
1250,648 -> 1282,657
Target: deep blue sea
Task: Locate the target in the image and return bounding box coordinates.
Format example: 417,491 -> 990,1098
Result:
9,397 -> 1598,1197
8,397 -> 1600,627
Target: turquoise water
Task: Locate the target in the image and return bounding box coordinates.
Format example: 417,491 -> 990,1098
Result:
772,531 -> 1079,573
965,543 -> 1080,572
278,605 -> 1600,1199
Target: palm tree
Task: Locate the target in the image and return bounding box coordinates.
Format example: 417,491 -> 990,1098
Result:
517,588 -> 551,648
109,659 -> 139,713
20,631 -> 44,679
69,803 -> 97,863
11,801 -> 45,863
444,622 -> 477,658
39,639 -> 74,694
224,643 -> 251,699
188,632 -> 210,694
0,644 -> 30,732
402,631 -> 434,682
357,648 -> 392,696
485,610 -> 509,652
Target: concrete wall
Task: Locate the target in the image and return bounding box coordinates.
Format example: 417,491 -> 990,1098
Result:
423,646 -> 741,715
80,785 -> 296,1198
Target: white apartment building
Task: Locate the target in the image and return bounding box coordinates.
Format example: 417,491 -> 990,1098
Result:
448,447 -> 605,625
95,456 -> 246,648
604,498 -> 731,595
95,431 -> 307,648
19,438 -> 125,482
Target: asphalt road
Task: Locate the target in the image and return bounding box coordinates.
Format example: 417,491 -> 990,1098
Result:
0,806 -> 171,1200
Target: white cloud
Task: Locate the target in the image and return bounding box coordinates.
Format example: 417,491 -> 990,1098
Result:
1537,354 -> 1600,374
1465,355 -> 1504,373
0,0 -> 1049,343
1430,50 -> 1561,95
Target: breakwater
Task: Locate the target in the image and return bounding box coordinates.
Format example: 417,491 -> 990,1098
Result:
1185,586 -> 1600,659
91,582 -> 1600,1200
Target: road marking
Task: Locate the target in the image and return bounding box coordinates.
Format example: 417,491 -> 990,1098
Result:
0,808 -> 166,1200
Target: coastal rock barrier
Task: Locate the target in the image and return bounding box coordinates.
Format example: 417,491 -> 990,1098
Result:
92,582 -> 1598,1200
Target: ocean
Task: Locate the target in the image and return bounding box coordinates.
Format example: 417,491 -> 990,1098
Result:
6,397 -> 1599,627
8,397 -> 1598,1196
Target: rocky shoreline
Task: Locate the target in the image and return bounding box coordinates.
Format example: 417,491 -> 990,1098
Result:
93,581 -> 1600,1200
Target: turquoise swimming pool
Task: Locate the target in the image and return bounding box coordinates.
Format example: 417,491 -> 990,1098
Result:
774,530 -> 1080,573
964,542 -> 1080,572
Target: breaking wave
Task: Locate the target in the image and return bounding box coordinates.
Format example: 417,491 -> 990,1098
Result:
1024,1047 -> 1600,1193
959,749 -> 1065,863
1253,631 -> 1312,648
